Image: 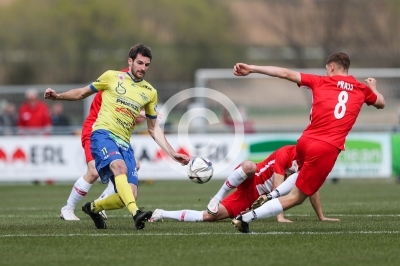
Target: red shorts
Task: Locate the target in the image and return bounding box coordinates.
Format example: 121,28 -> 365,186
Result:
81,126 -> 93,163
295,136 -> 340,196
221,177 -> 260,218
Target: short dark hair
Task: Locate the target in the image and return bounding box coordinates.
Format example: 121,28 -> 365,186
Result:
326,52 -> 350,70
128,44 -> 152,61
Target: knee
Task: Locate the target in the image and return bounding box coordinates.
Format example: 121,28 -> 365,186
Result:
84,168 -> 99,184
287,193 -> 307,206
203,212 -> 217,222
110,161 -> 128,175
241,161 -> 256,176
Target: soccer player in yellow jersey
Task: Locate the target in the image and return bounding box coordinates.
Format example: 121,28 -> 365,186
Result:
44,44 -> 190,230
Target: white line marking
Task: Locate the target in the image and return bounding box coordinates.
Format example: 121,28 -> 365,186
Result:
0,231 -> 399,238
0,214 -> 399,218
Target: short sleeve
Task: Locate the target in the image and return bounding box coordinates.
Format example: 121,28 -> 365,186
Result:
90,71 -> 111,92
273,148 -> 290,175
299,73 -> 322,89
145,91 -> 158,119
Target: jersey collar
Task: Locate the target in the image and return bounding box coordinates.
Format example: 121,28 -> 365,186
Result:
126,71 -> 143,83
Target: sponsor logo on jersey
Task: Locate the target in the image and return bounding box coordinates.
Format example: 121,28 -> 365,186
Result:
115,82 -> 126,94
116,118 -> 135,129
140,92 -> 148,101
116,96 -> 141,112
142,84 -> 152,90
115,106 -> 137,119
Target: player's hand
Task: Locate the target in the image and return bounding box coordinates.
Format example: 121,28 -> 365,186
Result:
277,218 -> 293,223
135,157 -> 140,171
365,78 -> 377,88
173,153 -> 190,165
233,63 -> 251,76
277,213 -> 292,223
319,217 -> 340,222
44,88 -> 58,100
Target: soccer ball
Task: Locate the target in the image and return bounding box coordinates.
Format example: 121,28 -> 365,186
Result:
187,157 -> 213,184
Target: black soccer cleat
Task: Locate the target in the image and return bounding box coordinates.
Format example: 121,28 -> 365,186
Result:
82,202 -> 107,229
231,215 -> 252,234
133,209 -> 153,230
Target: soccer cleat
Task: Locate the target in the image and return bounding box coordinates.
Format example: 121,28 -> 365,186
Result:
60,206 -> 80,221
231,215 -> 252,234
149,209 -> 164,222
81,202 -> 107,229
132,209 -> 153,230
99,210 -> 108,220
251,194 -> 272,210
206,197 -> 220,215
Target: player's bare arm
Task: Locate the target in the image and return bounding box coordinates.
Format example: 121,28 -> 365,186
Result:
309,191 -> 339,222
233,63 -> 301,83
146,117 -> 190,165
365,78 -> 385,109
44,85 -> 94,101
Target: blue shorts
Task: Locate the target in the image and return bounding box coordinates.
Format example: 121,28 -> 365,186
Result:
90,129 -> 138,188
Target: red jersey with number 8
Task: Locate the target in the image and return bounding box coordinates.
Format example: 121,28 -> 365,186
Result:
299,73 -> 377,150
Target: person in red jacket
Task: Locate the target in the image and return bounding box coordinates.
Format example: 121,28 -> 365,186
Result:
17,88 -> 52,135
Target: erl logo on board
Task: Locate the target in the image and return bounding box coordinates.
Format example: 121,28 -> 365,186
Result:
0,146 -> 65,165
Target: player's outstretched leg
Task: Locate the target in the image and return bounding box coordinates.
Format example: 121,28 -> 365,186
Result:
231,214 -> 252,234
133,209 -> 153,230
60,176 -> 93,221
207,162 -> 253,215
95,181 -> 115,220
149,209 -> 164,222
251,194 -> 272,210
81,202 -> 107,229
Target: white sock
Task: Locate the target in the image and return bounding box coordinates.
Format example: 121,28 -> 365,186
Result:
270,172 -> 298,198
96,181 -> 115,200
161,210 -> 203,222
65,176 -> 93,209
242,198 -> 283,223
213,167 -> 247,201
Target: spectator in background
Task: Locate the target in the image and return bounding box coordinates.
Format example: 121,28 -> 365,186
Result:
51,102 -> 70,127
17,88 -> 52,135
0,102 -> 17,135
51,102 -> 71,135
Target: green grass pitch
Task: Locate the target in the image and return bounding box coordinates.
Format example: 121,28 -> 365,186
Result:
0,178 -> 399,266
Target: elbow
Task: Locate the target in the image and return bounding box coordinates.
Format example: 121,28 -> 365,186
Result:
375,98 -> 386,109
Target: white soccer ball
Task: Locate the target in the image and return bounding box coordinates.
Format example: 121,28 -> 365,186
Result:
187,157 -> 213,184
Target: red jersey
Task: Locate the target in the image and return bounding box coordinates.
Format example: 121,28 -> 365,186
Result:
299,73 -> 377,150
17,101 -> 51,128
254,145 -> 298,195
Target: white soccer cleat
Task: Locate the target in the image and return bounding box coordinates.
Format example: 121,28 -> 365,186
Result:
149,209 -> 164,222
99,210 -> 108,220
206,197 -> 220,215
60,206 -> 80,221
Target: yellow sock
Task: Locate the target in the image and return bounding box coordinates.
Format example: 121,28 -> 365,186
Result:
94,194 -> 125,211
114,174 -> 138,214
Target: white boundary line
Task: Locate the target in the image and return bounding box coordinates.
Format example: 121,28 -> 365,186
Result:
0,214 -> 399,218
0,231 -> 399,238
